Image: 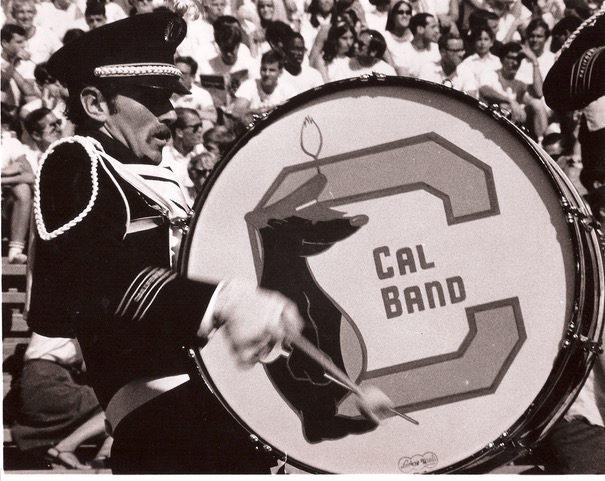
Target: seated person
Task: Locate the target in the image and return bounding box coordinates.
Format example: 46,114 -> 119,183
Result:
280,32 -> 324,97
172,56 -> 217,131
187,150 -> 220,196
1,110 -> 33,264
10,333 -> 113,469
419,32 -> 479,98
202,124 -> 237,158
479,41 -> 548,140
231,50 -> 296,127
199,16 -> 256,109
459,25 -> 502,87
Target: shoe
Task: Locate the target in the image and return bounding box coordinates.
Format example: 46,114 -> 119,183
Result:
45,447 -> 91,470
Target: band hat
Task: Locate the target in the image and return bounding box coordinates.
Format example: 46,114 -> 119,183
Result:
47,11 -> 190,95
544,10 -> 604,112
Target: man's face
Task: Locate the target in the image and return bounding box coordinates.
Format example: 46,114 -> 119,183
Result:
474,30 -> 493,55
205,0 -> 226,20
12,3 -> 36,30
442,38 -> 465,68
34,113 -> 63,148
175,61 -> 193,91
501,50 -> 523,77
86,14 -> 107,30
219,42 -> 238,66
260,61 -> 281,90
177,111 -> 204,150
422,16 -> 440,43
2,34 -> 28,60
258,0 -> 275,21
356,32 -> 374,62
285,37 -> 305,66
103,85 -> 176,165
527,27 -> 547,54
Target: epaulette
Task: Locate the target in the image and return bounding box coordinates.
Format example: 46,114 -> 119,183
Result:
34,135 -> 103,241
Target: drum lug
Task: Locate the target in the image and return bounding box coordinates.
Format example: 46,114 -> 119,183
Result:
562,333 -> 603,354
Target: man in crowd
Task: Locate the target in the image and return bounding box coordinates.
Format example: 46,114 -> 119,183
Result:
331,29 -> 396,80
1,24 -> 38,111
419,32 -> 478,98
394,13 -> 441,78
29,11 -> 304,474
281,31 -> 323,96
479,41 -> 548,140
232,49 -> 296,125
10,0 -> 62,65
84,1 -> 108,30
172,55 -> 217,130
161,107 -> 207,206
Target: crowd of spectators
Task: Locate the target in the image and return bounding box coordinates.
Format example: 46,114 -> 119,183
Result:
1,0 -> 604,470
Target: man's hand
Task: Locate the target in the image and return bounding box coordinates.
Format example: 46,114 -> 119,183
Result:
212,279 -> 303,368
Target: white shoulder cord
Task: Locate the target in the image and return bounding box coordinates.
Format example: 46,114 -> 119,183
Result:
34,135 -> 102,241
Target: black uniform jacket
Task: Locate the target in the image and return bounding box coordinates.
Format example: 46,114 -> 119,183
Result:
27,130 -> 217,408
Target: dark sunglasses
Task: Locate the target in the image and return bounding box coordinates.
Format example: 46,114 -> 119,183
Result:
396,9 -> 412,14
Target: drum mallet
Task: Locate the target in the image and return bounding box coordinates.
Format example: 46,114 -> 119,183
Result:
289,334 -> 419,425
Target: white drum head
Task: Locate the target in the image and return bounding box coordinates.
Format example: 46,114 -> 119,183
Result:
182,79 -> 581,473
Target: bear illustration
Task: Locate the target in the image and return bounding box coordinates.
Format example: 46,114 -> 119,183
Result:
245,173 -> 375,443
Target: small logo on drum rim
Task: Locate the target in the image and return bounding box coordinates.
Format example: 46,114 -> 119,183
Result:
398,452 -> 438,473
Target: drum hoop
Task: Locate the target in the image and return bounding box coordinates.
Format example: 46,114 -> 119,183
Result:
179,76 -> 605,474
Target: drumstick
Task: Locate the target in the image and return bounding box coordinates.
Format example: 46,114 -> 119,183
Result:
289,335 -> 419,425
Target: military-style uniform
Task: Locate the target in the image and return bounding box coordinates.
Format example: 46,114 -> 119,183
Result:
27,12 -> 275,474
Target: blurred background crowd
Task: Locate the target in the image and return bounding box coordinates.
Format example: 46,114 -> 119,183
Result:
2,0 -> 604,471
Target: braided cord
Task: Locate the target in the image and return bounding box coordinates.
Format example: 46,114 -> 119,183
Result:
34,136 -> 101,241
556,5 -> 605,61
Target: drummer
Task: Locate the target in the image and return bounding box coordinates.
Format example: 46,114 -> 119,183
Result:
26,11 -> 304,474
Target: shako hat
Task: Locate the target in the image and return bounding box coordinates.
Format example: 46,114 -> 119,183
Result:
47,11 -> 190,94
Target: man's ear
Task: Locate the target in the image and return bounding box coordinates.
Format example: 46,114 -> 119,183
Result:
80,86 -> 111,123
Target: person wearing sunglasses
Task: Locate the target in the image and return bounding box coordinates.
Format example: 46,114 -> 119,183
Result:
419,32 -> 479,98
384,1 -> 414,69
160,107 -> 207,207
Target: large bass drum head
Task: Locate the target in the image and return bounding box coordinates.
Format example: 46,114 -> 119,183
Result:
180,77 -> 603,474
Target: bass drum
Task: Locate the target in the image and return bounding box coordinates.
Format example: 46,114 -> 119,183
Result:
180,76 -> 604,474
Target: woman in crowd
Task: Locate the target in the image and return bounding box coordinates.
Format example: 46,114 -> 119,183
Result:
384,0 -> 413,68
300,0 -> 335,52
312,22 -> 356,82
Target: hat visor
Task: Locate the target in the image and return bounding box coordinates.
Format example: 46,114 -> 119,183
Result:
113,75 -> 191,95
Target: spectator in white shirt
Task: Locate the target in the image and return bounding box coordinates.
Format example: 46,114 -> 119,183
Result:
1,24 -> 38,110
232,49 -> 296,125
161,107 -> 207,206
9,0 -> 62,65
281,32 -> 324,96
330,29 -> 397,80
393,12 -> 441,77
384,0 -> 414,68
459,24 -> 501,85
419,32 -> 479,97
516,18 -> 555,85
178,0 -> 227,66
172,56 -> 217,130
35,0 -> 84,41
312,22 -> 357,82
479,41 -> 548,140
364,0 -> 391,33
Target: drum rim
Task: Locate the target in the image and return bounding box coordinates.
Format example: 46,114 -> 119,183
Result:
179,75 -> 605,474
